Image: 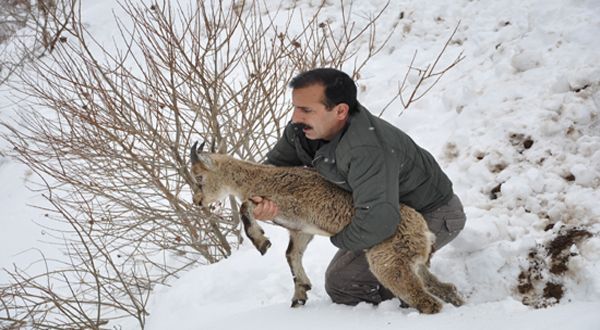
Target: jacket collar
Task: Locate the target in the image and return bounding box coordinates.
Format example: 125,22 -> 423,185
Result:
313,108 -> 356,162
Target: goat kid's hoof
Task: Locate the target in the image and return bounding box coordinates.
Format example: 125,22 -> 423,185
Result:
448,294 -> 465,307
258,239 -> 272,255
417,300 -> 442,314
291,299 -> 306,308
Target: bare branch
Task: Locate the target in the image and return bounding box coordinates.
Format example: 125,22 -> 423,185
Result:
378,21 -> 465,117
1,0 -> 395,327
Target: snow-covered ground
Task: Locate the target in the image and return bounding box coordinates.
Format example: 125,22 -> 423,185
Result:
144,230 -> 600,330
2,0 -> 600,329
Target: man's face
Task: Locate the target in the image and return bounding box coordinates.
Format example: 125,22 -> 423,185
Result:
291,84 -> 348,141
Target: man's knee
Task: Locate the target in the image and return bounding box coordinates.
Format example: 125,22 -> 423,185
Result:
325,274 -> 382,306
324,270 -> 354,305
324,251 -> 359,305
324,250 -> 387,305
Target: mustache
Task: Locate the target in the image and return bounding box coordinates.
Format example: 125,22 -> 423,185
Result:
293,122 -> 312,130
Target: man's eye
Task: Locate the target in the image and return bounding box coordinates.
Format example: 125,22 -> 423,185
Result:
294,106 -> 311,113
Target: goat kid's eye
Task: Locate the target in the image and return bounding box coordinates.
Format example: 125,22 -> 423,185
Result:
195,175 -> 204,184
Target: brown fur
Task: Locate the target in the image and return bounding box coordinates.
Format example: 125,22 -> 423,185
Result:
190,146 -> 464,313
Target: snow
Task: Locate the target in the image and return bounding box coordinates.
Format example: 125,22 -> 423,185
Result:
143,229 -> 600,330
2,0 -> 600,329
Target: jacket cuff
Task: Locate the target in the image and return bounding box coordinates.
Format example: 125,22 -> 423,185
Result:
330,234 -> 359,251
330,235 -> 344,250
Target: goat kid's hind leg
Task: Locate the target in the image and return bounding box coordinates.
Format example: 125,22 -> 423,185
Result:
417,264 -> 464,307
366,253 -> 442,314
286,230 -> 314,307
240,202 -> 272,255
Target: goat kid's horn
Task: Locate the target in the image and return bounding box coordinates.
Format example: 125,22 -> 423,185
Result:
190,141 -> 206,165
190,142 -> 198,164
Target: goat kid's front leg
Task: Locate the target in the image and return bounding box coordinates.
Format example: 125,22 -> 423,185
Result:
417,264 -> 464,307
240,202 -> 272,255
286,230 -> 314,307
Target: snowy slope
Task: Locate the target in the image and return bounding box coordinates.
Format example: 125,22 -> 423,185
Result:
144,230 -> 600,330
144,0 -> 600,328
1,0 -> 599,329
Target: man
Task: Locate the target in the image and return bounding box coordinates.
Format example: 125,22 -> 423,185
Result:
252,68 -> 466,306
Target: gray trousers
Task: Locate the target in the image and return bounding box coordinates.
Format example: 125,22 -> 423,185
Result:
324,194 -> 466,305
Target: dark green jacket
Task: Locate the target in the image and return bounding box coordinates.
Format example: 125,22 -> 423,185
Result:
266,105 -> 453,251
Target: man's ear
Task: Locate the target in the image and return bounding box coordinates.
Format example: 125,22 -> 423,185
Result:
335,103 -> 350,120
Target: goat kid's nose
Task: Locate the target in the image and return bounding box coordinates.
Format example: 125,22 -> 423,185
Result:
193,193 -> 203,206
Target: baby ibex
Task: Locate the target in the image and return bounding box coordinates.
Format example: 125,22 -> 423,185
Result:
190,142 -> 464,314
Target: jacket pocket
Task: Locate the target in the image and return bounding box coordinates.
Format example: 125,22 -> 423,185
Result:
423,196 -> 466,234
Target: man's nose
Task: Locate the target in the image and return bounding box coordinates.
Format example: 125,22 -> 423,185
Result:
291,108 -> 303,124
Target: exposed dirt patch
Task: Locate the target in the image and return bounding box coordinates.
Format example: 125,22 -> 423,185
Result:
442,142 -> 460,161
543,282 -> 564,301
547,228 -> 592,257
490,183 -> 503,200
517,226 -> 593,308
489,162 -> 508,173
563,173 -> 576,182
547,228 -> 593,275
509,132 -> 535,153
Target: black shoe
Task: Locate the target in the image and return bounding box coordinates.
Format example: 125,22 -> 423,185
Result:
378,286 -> 395,301
378,286 -> 410,308
398,299 -> 410,308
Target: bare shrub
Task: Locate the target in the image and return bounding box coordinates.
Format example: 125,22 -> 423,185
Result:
0,0 -> 76,86
1,0 -> 397,327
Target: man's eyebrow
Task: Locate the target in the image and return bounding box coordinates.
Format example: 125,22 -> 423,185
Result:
294,105 -> 311,110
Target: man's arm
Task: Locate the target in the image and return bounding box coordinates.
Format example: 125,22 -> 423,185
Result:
330,147 -> 401,251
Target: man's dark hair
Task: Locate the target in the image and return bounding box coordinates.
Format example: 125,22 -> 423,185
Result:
289,68 -> 358,114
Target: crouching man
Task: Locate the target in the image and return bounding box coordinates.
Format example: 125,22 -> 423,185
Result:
252,68 -> 466,305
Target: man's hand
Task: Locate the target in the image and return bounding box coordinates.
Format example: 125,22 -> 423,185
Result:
250,196 -> 279,221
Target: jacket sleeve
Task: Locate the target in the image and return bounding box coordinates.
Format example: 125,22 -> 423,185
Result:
330,146 -> 400,251
265,123 -> 303,166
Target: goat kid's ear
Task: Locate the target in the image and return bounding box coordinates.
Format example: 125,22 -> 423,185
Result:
209,138 -> 227,154
199,153 -> 214,169
217,138 -> 227,154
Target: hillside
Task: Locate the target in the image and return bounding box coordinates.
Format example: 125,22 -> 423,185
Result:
1,0 -> 599,329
